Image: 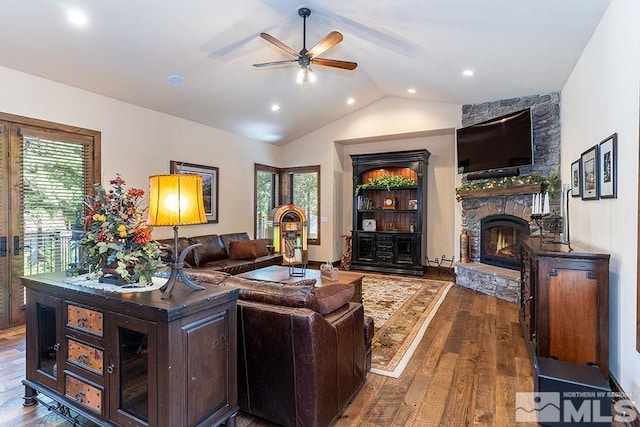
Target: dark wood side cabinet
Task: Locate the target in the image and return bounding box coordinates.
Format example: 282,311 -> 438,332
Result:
520,237 -> 610,379
22,272 -> 239,427
350,149 -> 430,276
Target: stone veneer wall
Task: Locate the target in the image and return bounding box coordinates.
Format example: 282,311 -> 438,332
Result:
461,92 -> 561,262
456,93 -> 561,303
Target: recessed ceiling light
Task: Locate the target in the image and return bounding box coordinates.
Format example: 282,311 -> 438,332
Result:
67,9 -> 88,26
407,88 -> 417,94
166,75 -> 184,85
271,104 -> 280,112
462,69 -> 475,77
347,97 -> 355,105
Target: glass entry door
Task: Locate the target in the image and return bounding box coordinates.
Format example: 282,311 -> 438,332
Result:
0,115 -> 99,329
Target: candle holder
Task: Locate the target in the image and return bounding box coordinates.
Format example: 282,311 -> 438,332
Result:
530,213 -> 549,239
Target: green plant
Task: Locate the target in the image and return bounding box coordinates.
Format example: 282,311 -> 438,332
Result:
77,175 -> 162,284
455,173 -> 559,202
354,174 -> 417,195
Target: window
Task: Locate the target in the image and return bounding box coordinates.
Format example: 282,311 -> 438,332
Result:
254,164 -> 320,245
254,164 -> 279,240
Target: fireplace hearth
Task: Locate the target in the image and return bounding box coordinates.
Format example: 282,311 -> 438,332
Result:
480,214 -> 530,270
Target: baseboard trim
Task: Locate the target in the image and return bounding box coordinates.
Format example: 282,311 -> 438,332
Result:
610,372 -> 640,426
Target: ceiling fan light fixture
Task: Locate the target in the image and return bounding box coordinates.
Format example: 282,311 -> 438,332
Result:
296,66 -> 316,85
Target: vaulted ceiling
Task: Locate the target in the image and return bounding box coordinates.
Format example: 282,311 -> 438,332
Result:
0,0 -> 610,144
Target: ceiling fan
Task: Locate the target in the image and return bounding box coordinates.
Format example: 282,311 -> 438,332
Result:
253,7 -> 357,83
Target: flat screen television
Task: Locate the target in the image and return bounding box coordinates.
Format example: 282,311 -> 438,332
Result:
456,109 -> 533,174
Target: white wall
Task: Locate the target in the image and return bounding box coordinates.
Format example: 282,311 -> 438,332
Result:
561,0 -> 640,399
281,96 -> 461,262
0,65 -> 281,240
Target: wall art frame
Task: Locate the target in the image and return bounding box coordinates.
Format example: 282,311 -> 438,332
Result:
170,160 -> 219,223
570,159 -> 581,197
580,145 -> 599,200
598,133 -> 617,198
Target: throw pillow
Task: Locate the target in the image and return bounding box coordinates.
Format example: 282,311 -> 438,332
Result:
252,239 -> 271,257
312,284 -> 354,315
229,240 -> 257,260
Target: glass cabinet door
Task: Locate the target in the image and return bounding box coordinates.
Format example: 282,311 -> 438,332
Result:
396,235 -> 416,264
355,233 -> 375,262
109,313 -> 157,426
28,291 -> 63,391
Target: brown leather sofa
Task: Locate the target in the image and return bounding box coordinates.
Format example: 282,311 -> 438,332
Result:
190,270 -> 370,427
157,232 -> 283,275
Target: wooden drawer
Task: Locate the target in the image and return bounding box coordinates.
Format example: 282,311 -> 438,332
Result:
67,304 -> 104,336
377,234 -> 394,243
67,339 -> 104,375
65,374 -> 103,414
377,255 -> 393,263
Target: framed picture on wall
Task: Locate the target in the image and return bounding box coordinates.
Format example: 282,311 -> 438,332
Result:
570,159 -> 581,197
170,160 -> 219,223
598,133 -> 617,198
580,145 -> 599,200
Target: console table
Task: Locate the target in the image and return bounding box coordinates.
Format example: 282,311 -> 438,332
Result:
22,272 -> 239,427
520,237 -> 610,379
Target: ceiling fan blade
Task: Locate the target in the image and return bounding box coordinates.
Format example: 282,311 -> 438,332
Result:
307,31 -> 343,59
259,33 -> 300,58
253,59 -> 297,68
313,57 -> 358,71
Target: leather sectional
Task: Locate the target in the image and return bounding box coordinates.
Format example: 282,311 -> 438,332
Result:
157,233 -> 371,426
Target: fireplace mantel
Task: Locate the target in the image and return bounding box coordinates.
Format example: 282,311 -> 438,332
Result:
456,183 -> 544,200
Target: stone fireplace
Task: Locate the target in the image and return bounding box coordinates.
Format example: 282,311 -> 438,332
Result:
455,92 -> 561,303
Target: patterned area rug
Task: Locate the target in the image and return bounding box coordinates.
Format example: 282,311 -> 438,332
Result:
363,274 -> 453,378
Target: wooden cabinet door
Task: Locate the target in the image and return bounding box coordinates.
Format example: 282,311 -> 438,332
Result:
546,268 -> 599,366
25,290 -> 64,391
108,313 -> 157,426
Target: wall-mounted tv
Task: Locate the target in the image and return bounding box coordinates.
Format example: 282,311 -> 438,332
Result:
456,109 -> 533,174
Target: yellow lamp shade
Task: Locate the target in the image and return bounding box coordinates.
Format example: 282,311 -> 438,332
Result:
148,174 -> 207,226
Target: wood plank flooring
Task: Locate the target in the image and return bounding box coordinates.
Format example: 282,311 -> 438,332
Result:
0,282 -> 540,426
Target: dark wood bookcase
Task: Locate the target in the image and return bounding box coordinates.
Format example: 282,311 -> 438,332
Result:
350,149 -> 430,276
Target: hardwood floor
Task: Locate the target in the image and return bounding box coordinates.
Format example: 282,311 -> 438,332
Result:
0,279 -> 540,426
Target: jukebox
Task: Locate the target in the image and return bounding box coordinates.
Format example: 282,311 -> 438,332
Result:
268,204 -> 308,275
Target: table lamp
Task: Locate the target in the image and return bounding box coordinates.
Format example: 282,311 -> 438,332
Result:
148,174 -> 208,298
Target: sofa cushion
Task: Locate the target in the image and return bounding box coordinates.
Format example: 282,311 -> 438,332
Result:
190,235 -> 227,266
312,284 -> 355,315
229,240 -> 257,260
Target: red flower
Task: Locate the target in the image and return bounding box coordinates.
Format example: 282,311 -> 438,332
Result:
127,188 -> 144,198
110,176 -> 125,186
133,228 -> 152,245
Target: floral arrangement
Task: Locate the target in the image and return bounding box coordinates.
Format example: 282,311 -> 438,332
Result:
354,174 -> 417,195
78,175 -> 162,284
455,173 -> 559,202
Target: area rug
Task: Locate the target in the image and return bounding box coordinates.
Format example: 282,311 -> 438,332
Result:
362,274 -> 453,378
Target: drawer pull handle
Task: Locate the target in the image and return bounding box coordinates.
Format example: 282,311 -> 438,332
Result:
107,364 -> 115,374
77,353 -> 88,364
77,316 -> 87,327
53,343 -> 61,352
74,391 -> 85,402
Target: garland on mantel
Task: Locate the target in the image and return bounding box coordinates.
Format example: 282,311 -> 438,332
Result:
455,174 -> 559,202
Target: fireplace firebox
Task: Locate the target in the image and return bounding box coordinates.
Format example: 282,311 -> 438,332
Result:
480,214 -> 530,270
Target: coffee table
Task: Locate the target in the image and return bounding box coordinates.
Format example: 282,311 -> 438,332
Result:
238,265 -> 364,303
